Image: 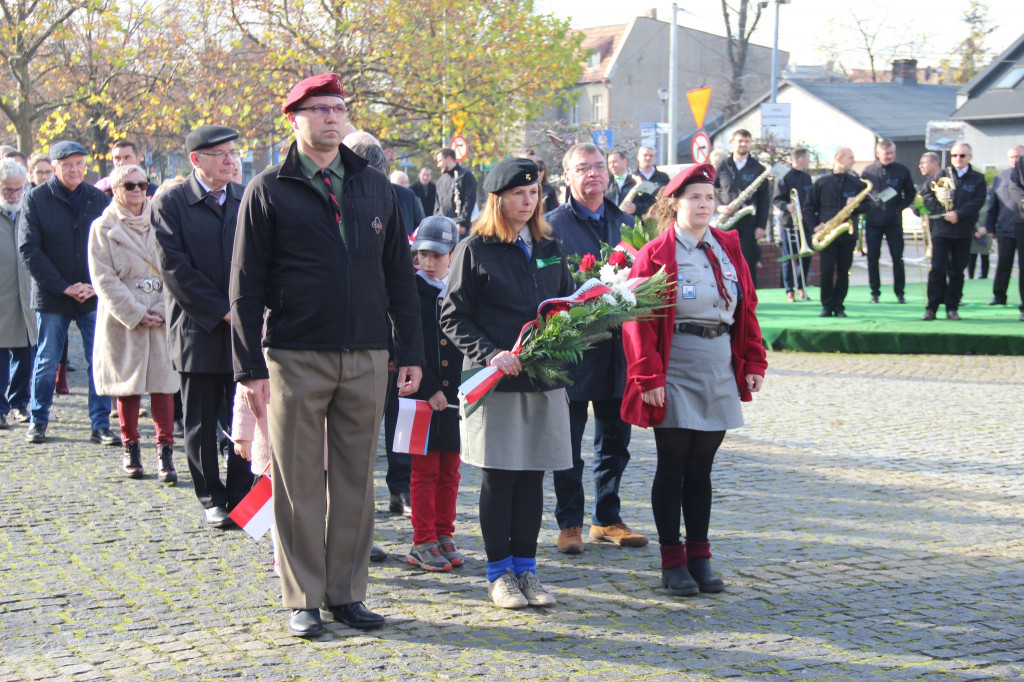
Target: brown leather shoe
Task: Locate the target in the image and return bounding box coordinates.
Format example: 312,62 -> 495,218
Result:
556,526 -> 584,554
785,291 -> 795,302
589,522 -> 649,548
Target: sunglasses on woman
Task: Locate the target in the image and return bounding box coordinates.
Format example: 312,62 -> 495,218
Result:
121,181 -> 149,191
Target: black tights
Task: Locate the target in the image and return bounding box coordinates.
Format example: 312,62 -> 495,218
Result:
651,428 -> 725,547
479,468 -> 544,561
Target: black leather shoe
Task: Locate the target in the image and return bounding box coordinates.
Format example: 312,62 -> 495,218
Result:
921,310 -> 936,321
687,557 -> 725,593
91,427 -> 121,446
389,492 -> 411,516
25,423 -> 46,443
869,295 -> 879,303
326,601 -> 385,629
661,566 -> 699,596
204,506 -> 234,528
987,298 -> 1006,306
834,310 -> 847,318
10,407 -> 29,423
370,545 -> 387,563
289,609 -> 324,637
946,310 -> 961,321
818,309 -> 833,317
896,296 -> 908,304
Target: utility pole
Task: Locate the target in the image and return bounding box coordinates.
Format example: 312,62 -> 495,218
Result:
668,3 -> 679,164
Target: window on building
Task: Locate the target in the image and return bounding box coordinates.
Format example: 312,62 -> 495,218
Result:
592,95 -> 603,123
993,66 -> 1024,89
569,101 -> 580,126
587,50 -> 601,70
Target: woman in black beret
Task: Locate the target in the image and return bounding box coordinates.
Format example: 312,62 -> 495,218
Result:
440,157 -> 574,610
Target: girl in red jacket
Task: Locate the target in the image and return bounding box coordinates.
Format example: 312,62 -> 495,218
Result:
620,163 -> 767,597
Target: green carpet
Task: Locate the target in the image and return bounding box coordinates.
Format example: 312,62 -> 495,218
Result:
757,278 -> 1024,355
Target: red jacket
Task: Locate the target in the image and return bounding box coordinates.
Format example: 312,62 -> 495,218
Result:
620,226 -> 767,428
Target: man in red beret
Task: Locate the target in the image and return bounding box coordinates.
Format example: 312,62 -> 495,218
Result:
231,73 -> 425,637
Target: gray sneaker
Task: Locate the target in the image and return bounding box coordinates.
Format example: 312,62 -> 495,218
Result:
487,568 -> 528,609
518,571 -> 556,607
436,536 -> 465,567
405,542 -> 451,572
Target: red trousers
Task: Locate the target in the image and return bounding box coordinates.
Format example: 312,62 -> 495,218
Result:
410,449 -> 461,545
117,393 -> 175,446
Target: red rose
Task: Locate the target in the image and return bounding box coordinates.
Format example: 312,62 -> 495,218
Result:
608,250 -> 628,268
543,302 -> 570,318
579,253 -> 596,272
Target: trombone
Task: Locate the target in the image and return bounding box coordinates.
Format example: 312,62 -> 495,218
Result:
777,187 -> 812,300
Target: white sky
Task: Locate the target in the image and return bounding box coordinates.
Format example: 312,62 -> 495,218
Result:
535,0 -> 1020,71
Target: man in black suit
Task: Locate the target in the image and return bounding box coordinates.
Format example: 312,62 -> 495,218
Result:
604,150 -> 636,213
152,125 -> 255,528
412,166 -> 436,218
631,146 -> 669,218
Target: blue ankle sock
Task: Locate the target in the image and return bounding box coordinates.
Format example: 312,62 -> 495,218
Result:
486,555 -> 514,582
512,556 -> 536,578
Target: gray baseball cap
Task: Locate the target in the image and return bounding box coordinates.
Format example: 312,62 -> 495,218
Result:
411,216 -> 458,254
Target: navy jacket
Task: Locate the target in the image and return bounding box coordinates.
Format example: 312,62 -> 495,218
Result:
546,198 -> 630,402
18,176 -> 110,314
411,275 -> 462,452
604,173 -> 636,207
861,161 -> 916,227
230,142 -> 424,381
715,157 -> 770,232
919,166 -> 987,239
394,183 -> 425,236
441,232 -> 573,393
152,173 -> 243,374
986,168 -> 1023,238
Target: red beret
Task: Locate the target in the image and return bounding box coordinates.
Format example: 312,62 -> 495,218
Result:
282,73 -> 346,114
663,163 -> 716,197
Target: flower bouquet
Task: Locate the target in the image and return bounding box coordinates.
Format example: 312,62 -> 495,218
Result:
459,268 -> 670,415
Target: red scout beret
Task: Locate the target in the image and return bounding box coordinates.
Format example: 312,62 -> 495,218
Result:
282,73 -> 346,114
663,162 -> 716,198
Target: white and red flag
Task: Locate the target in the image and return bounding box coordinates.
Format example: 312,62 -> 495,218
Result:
229,475 -> 274,541
393,398 -> 433,455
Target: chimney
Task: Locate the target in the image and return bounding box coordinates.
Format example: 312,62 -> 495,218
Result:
644,8 -> 657,19
892,59 -> 918,85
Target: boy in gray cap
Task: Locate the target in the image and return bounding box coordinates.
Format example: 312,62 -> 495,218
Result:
403,216 -> 466,573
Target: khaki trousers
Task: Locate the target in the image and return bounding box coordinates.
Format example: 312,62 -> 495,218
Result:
266,347 -> 388,609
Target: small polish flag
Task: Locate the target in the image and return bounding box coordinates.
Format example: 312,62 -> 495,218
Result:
229,475 -> 274,541
393,398 -> 432,455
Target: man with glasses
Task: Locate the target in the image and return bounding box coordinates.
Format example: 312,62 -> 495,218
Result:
545,143 -> 646,555
152,125 -> 254,527
0,159 -> 36,430
918,142 -> 987,320
27,154 -> 52,187
231,73 -> 423,637
17,141 -> 116,444
986,146 -> 1024,317
434,147 -> 476,236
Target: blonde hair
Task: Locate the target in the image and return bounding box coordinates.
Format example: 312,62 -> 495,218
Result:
109,164 -> 146,187
471,186 -> 552,243
154,176 -> 186,198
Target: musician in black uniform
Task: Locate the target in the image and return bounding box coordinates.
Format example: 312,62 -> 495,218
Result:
772,147 -> 814,301
714,129 -> 770,287
807,147 -> 867,318
918,143 -> 987,321
861,139 -> 917,304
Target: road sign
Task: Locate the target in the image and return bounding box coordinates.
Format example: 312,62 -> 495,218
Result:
592,129 -> 613,150
925,120 -> 965,151
687,87 -> 712,130
691,132 -> 711,163
760,103 -> 791,143
450,135 -> 469,162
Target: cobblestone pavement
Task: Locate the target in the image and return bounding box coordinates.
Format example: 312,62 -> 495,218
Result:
2,345 -> 1023,681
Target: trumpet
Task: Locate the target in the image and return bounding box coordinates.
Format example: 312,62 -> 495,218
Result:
812,179 -> 873,251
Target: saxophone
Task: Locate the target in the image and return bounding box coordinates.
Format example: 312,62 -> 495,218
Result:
812,178 -> 873,251
931,176 -> 955,213
711,165 -> 775,230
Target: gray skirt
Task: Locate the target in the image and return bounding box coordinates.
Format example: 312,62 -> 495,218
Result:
460,388 -> 572,471
657,331 -> 744,431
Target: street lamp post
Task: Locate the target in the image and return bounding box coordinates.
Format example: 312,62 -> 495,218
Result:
657,87 -> 669,166
763,0 -> 790,104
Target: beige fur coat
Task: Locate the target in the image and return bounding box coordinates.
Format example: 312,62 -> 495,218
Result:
88,200 -> 179,396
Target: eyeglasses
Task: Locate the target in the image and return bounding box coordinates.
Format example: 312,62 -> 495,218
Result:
1,186 -> 26,196
951,153 -> 969,158
573,162 -> 607,175
197,150 -> 243,161
120,181 -> 149,191
292,104 -> 349,117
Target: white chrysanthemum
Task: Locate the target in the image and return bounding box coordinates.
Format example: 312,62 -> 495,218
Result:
600,263 -> 629,285
558,310 -> 571,320
601,293 -> 618,306
612,283 -> 637,306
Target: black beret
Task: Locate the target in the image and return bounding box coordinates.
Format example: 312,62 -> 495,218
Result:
49,140 -> 88,160
483,158 -> 540,194
186,125 -> 239,153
